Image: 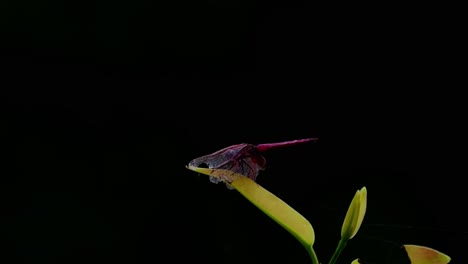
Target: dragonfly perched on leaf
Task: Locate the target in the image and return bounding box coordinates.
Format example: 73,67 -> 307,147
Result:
188,138 -> 318,189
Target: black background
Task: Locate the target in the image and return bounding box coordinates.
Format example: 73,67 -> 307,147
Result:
2,1 -> 464,263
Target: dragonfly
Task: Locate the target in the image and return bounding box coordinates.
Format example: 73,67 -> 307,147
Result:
188,138 -> 318,189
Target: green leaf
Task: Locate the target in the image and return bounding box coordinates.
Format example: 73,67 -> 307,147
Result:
351,259 -> 361,264
403,245 -> 451,264
186,165 -> 315,248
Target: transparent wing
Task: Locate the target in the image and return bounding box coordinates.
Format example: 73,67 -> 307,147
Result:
188,143 -> 266,188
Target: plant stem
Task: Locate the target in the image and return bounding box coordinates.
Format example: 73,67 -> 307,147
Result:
328,239 -> 348,264
307,245 -> 320,264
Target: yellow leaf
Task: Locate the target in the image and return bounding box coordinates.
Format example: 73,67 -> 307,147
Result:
403,245 -> 451,264
186,165 -> 315,247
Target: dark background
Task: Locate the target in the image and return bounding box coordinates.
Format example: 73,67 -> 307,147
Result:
2,1 -> 463,263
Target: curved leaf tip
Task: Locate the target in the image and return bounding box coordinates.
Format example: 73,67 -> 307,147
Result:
186,165 -> 315,248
